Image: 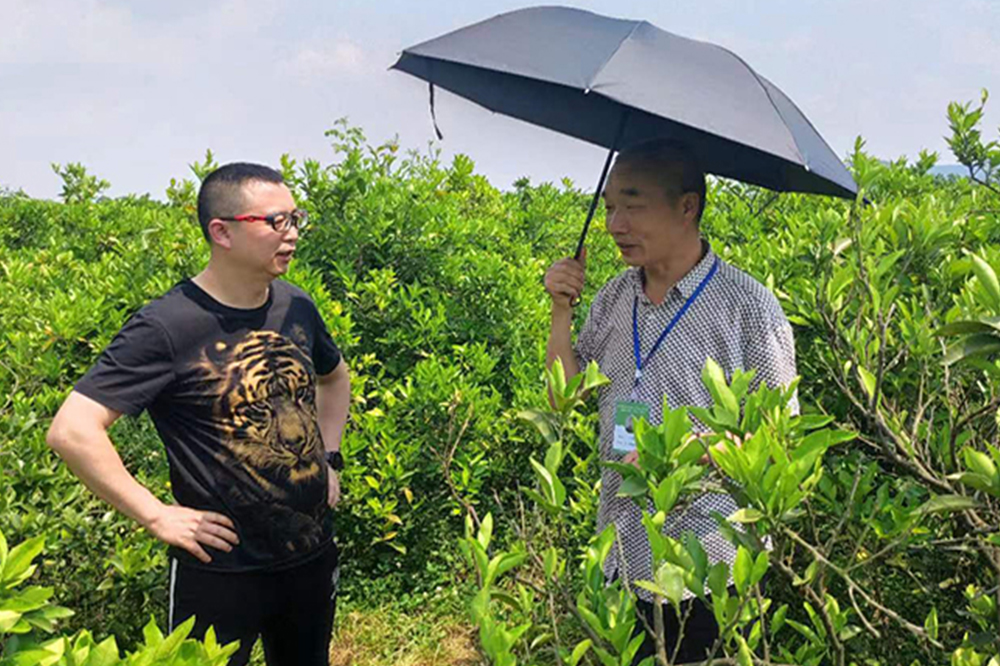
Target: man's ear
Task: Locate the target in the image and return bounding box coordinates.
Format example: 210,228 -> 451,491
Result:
207,219 -> 234,249
680,192 -> 701,223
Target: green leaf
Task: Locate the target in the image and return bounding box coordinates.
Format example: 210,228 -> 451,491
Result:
549,359 -> 568,400
617,475 -> 647,498
857,365 -> 877,400
10,648 -> 61,666
530,458 -> 555,495
936,317 -> 1000,337
495,551 -> 527,579
568,639 -> 592,666
582,361 -> 610,391
544,442 -> 564,475
913,494 -> 979,516
653,476 -> 682,514
967,251 -> 1000,311
924,607 -> 939,642
1,536 -> 44,586
517,409 -> 559,446
944,333 -> 1000,365
543,547 -> 559,580
751,551 -> 770,586
633,580 -> 667,599
786,618 -> 821,645
733,547 -> 752,595
565,373 -> 584,399
771,604 -> 788,636
0,609 -> 23,632
964,448 -> 998,478
793,560 -> 819,587
477,513 -> 494,552
655,562 -> 686,608
703,359 -> 739,417
728,508 -> 764,524
142,616 -> 164,647
602,461 -> 643,480
0,529 -> 7,570
81,636 -> 120,666
735,635 -> 753,666
947,472 -> 998,494
683,532 -> 709,589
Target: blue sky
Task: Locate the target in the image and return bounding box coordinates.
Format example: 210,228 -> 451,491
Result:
2,0 -> 998,199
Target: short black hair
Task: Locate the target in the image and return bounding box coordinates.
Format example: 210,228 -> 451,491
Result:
196,163 -> 285,241
614,139 -> 707,222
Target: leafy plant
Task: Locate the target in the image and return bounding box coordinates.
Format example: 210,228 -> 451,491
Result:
0,527 -> 238,666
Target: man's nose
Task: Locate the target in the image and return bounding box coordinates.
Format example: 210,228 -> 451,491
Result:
606,209 -> 626,232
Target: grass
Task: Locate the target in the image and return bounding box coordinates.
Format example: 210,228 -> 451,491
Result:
245,587 -> 480,666
329,603 -> 479,666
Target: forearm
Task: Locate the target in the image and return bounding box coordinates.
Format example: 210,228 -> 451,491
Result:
48,426 -> 165,528
546,304 -> 580,378
317,361 -> 351,452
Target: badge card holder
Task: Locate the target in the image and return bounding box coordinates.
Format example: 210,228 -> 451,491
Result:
613,400 -> 650,453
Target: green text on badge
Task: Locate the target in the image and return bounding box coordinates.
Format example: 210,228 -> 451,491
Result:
613,400 -> 650,453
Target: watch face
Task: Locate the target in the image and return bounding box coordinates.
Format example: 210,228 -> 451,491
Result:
327,451 -> 344,471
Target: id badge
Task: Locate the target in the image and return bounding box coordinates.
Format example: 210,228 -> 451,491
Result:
613,401 -> 651,453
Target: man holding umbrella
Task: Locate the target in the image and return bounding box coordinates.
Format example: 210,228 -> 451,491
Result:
544,139 -> 797,662
393,4 -> 856,661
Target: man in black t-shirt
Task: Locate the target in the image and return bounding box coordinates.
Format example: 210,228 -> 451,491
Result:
46,163 -> 351,666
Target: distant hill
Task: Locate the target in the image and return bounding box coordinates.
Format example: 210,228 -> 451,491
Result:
929,164 -> 971,178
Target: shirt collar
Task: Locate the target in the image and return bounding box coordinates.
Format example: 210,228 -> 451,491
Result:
631,240 -> 716,305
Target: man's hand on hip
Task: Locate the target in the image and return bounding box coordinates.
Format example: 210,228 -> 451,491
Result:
145,505 -> 239,564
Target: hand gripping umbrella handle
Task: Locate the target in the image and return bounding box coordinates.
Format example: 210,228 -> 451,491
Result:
571,111 -> 630,306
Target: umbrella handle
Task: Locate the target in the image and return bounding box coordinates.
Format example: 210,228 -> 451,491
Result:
570,111 -> 629,307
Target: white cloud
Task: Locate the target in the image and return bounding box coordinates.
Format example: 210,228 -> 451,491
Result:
1,0 -> 998,200
283,40 -> 369,82
0,0 -> 284,68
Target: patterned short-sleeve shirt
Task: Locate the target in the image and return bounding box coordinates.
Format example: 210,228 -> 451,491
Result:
574,242 -> 797,599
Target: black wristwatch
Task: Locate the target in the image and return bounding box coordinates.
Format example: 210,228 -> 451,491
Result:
325,450 -> 344,472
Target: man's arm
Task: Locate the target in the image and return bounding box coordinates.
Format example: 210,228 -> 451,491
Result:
46,391 -> 239,563
544,252 -> 587,406
316,359 -> 351,507
546,304 -> 581,378
746,299 -> 799,413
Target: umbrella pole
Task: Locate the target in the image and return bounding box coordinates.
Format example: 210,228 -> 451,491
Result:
572,145 -> 615,261
573,111 -> 629,261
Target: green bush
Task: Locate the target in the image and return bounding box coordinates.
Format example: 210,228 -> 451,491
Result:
0,527 -> 239,665
0,91 -> 998,664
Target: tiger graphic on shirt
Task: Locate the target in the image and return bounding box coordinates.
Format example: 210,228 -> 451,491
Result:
196,329 -> 328,554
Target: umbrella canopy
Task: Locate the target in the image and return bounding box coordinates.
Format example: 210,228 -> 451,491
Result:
392,5 -> 857,200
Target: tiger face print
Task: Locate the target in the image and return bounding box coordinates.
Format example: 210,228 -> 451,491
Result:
199,330 -> 323,494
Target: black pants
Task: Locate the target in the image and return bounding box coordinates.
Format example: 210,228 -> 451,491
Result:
169,543 -> 339,666
632,594 -> 721,665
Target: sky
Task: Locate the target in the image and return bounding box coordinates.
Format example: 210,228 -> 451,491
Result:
2,0 -> 999,200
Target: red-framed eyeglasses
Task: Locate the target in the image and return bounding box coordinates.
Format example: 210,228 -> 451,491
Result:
219,208 -> 309,233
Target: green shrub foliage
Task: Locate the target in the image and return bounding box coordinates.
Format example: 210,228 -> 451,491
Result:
1,92 -> 999,664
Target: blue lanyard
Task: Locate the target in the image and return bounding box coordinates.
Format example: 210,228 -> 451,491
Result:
632,258 -> 719,389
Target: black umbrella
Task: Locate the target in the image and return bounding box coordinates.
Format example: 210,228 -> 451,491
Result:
391,5 -> 858,259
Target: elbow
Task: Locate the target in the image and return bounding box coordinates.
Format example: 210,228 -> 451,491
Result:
46,419 -> 68,454
47,410 -> 80,455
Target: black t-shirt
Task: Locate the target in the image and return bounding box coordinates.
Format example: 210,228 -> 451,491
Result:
75,279 -> 342,572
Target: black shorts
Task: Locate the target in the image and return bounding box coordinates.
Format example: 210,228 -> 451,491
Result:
169,543 -> 339,666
